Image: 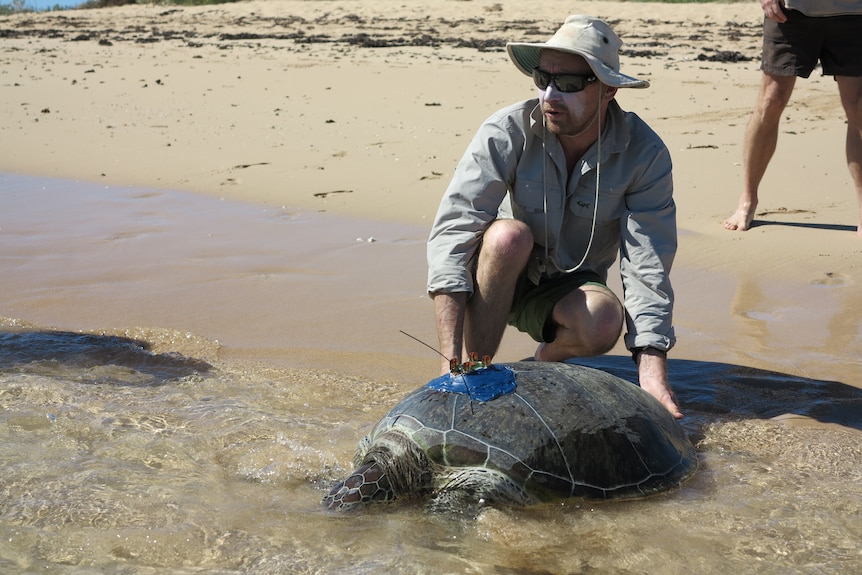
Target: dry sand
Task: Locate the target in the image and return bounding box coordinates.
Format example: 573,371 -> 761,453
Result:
1,1 -> 860,389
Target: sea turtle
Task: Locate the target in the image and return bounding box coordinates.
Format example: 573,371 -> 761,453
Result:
323,361 -> 696,514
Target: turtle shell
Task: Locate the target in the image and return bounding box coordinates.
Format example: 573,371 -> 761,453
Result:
362,361 -> 696,502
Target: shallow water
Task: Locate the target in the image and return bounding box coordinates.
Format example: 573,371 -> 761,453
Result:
2,174 -> 861,574
1,327 -> 861,574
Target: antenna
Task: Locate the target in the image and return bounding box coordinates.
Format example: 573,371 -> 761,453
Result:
398,330 -> 449,361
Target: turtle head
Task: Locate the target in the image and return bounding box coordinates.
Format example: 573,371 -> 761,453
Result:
322,461 -> 395,511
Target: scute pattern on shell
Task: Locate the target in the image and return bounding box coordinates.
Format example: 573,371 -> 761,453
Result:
326,362 -> 696,512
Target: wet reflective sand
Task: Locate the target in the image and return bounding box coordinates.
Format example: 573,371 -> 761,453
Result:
2,175 -> 861,574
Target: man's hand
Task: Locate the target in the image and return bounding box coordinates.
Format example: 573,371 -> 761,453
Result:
761,0 -> 788,23
636,348 -> 683,419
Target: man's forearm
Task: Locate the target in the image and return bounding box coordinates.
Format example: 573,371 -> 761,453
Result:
433,292 -> 468,372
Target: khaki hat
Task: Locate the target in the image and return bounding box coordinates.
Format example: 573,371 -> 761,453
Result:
507,15 -> 649,89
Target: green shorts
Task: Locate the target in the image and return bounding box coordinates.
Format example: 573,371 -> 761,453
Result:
507,270 -> 606,343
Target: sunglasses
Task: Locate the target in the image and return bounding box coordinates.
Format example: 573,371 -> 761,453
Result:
532,68 -> 598,93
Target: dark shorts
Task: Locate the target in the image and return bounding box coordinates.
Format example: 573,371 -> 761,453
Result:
507,270 -> 606,343
762,9 -> 862,78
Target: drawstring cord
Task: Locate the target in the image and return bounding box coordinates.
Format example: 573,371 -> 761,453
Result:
541,93 -> 602,275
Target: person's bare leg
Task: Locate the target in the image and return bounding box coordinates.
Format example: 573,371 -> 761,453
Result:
534,285 -> 624,361
724,73 -> 796,231
462,219 -> 533,361
837,75 -> 862,238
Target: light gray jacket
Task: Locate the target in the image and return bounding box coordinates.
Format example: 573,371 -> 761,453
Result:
427,99 -> 677,352
785,0 -> 862,17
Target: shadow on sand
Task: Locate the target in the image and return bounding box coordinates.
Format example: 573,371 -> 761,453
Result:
751,219 -> 857,232
569,355 -> 862,437
0,329 -> 212,386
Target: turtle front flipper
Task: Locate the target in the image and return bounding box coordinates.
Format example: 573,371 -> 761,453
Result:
428,467 -> 534,516
322,461 -> 394,511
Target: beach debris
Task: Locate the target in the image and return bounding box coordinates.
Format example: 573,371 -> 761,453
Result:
313,190 -> 352,199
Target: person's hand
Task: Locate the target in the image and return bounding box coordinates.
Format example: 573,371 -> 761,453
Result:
636,348 -> 683,419
640,376 -> 683,420
761,0 -> 788,23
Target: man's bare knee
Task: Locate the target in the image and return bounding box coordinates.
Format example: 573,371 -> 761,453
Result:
548,287 -> 623,356
592,317 -> 623,354
584,289 -> 624,353
482,219 -> 534,261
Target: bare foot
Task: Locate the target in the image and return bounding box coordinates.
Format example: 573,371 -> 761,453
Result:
533,342 -> 568,361
723,200 -> 757,231
534,342 -> 549,361
534,342 -> 568,362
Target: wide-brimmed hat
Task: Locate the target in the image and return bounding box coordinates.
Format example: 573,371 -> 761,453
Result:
507,15 -> 649,89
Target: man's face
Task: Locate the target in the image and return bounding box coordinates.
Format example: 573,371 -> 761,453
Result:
536,50 -> 613,138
